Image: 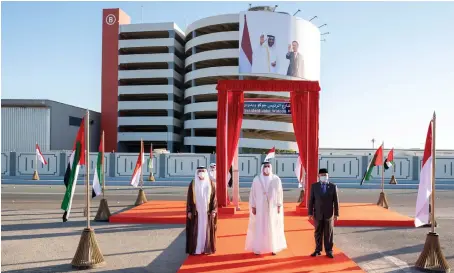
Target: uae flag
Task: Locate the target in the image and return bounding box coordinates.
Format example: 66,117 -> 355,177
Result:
36,143 -> 47,165
239,14 -> 253,73
384,148 -> 394,170
61,117 -> 85,222
264,146 -> 276,162
148,143 -> 153,170
415,121 -> 433,227
360,144 -> 383,185
295,155 -> 306,189
92,135 -> 104,198
130,140 -> 144,188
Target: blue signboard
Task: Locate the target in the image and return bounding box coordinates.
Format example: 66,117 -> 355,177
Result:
244,101 -> 291,115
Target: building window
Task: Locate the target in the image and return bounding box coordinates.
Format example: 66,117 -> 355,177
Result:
69,116 -> 83,126
69,116 -> 94,126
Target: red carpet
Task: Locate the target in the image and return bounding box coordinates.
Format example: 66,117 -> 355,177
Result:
109,201 -> 415,272
110,201 -> 415,227
110,200 -> 187,224
178,203 -> 364,273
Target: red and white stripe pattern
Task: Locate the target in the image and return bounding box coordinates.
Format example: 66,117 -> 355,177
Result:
130,142 -> 144,188
415,121 -> 433,227
239,14 -> 253,73
264,146 -> 276,162
36,143 -> 47,165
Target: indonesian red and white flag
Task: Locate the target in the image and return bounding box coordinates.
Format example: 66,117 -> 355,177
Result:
415,120 -> 433,227
295,155 -> 306,188
239,14 -> 253,73
36,143 -> 47,165
130,141 -> 145,188
264,146 -> 276,162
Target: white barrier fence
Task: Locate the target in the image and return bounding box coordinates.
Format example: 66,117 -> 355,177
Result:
2,151 -> 454,181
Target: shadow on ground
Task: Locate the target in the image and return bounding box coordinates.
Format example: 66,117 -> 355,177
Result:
2,229 -> 187,273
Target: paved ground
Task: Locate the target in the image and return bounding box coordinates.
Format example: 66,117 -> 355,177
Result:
1,185 -> 453,273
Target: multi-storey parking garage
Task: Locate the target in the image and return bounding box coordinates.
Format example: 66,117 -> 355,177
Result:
101,7 -> 319,153
116,23 -> 185,152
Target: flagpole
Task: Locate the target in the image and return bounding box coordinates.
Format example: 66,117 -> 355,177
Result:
94,130 -> 111,222
415,111 -> 450,272
431,113 -> 436,233
33,141 -> 39,180
140,139 -> 143,189
86,110 -> 90,229
102,131 -> 105,199
377,142 -> 389,209
35,142 -> 38,173
381,141 -> 384,193
134,138 -> 147,206
71,109 -> 105,269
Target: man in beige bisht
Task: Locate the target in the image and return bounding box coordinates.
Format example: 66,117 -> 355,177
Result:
186,166 -> 217,255
245,161 -> 287,255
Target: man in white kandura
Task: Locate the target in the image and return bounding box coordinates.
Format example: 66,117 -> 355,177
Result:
208,163 -> 217,183
245,161 -> 287,255
208,163 -> 233,201
252,34 -> 278,74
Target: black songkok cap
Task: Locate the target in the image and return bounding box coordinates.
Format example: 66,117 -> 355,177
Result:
319,168 -> 328,174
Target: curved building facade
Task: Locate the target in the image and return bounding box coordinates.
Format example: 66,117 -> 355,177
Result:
183,10 -> 320,153
100,7 -> 320,153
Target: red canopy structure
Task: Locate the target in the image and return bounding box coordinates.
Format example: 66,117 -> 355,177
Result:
215,79 -> 321,209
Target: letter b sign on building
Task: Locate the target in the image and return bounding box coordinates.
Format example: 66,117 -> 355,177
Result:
105,14 -> 116,25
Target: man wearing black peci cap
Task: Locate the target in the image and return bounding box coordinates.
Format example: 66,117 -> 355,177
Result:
308,168 -> 339,258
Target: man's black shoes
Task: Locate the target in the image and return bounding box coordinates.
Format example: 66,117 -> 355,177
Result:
311,251 -> 333,258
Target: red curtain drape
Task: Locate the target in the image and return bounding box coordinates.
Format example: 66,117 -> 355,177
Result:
306,91 -> 320,206
216,88 -> 228,207
227,91 -> 244,170
290,91 -> 309,206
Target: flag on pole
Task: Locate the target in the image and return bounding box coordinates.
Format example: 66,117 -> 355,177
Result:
415,121 -> 433,227
148,143 -> 153,170
264,146 -> 276,162
131,140 -> 144,188
239,14 -> 253,73
384,148 -> 394,170
295,155 -> 306,189
92,135 -> 104,198
61,117 -> 85,222
35,143 -> 47,165
360,144 -> 384,185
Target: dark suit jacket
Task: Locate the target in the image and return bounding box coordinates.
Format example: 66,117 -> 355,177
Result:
286,51 -> 304,78
308,182 -> 339,221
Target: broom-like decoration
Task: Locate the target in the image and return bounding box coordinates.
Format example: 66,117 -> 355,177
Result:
389,174 -> 398,185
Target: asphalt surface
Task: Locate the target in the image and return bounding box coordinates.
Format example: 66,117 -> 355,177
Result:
1,185 -> 454,273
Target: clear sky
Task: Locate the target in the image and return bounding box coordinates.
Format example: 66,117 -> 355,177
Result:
2,1 -> 454,150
